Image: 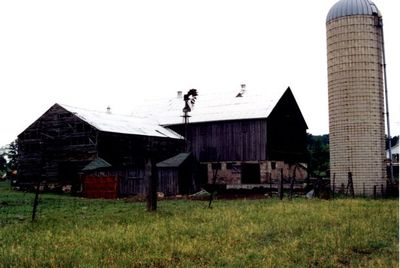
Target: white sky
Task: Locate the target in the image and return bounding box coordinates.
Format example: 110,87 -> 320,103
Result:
0,0 -> 399,146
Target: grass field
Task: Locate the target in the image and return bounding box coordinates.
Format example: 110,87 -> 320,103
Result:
0,181 -> 398,268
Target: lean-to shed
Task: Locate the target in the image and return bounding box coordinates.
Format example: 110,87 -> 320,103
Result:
156,153 -> 199,196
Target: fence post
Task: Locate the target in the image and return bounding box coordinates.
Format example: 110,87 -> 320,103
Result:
31,180 -> 41,221
363,183 -> 365,198
279,169 -> 284,200
146,158 -> 157,212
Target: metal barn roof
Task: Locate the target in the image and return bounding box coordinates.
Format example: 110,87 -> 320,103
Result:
58,104 -> 183,139
82,157 -> 112,171
132,88 -> 287,126
326,0 -> 381,23
156,153 -> 192,168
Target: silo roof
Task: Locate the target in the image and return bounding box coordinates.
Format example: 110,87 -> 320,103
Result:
326,0 -> 381,23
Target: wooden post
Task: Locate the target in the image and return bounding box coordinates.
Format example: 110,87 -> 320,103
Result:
32,125 -> 44,222
289,166 -> 296,200
363,183 -> 365,198
289,177 -> 295,200
269,172 -> 272,190
346,172 -> 354,198
146,158 -> 157,211
279,169 -> 284,200
208,167 -> 218,208
373,185 -> 377,199
31,179 -> 41,221
381,184 -> 384,198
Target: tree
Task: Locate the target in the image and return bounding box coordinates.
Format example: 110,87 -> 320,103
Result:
307,134 -> 330,178
6,140 -> 18,171
0,154 -> 7,178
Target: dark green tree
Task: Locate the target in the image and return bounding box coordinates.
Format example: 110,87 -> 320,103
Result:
307,134 -> 330,178
6,140 -> 18,170
0,154 -> 7,175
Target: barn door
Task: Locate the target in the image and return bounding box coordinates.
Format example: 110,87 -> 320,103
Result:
58,162 -> 80,192
199,164 -> 209,185
241,163 -> 261,184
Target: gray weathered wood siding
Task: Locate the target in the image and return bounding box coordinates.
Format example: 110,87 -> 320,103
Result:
266,89 -> 308,163
169,119 -> 267,162
167,89 -> 308,165
18,104 -> 98,188
158,168 -> 179,196
17,103 -> 183,193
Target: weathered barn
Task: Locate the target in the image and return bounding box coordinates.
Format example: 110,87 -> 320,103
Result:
135,86 -> 309,187
17,86 -> 309,196
17,103 -> 183,193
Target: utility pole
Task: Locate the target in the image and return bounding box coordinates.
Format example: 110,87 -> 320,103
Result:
377,17 -> 394,184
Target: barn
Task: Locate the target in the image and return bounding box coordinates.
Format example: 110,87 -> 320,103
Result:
135,86 -> 309,188
17,86 -> 309,196
17,103 -> 183,194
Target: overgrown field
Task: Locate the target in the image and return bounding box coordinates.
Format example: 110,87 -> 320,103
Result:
0,181 -> 398,268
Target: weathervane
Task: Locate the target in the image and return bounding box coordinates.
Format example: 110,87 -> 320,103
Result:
182,89 -> 198,152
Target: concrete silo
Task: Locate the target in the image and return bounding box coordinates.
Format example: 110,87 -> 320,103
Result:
326,0 -> 387,195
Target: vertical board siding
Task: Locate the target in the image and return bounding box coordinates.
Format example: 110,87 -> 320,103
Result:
119,177 -> 146,196
18,104 -> 98,187
158,169 -> 179,196
170,119 -> 267,162
83,175 -> 118,199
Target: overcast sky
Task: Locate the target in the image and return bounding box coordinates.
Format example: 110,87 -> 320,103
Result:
0,0 -> 399,146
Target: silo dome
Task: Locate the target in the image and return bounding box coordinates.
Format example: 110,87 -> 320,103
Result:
326,0 -> 381,22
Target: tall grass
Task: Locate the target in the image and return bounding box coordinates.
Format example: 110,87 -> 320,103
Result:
0,181 -> 398,267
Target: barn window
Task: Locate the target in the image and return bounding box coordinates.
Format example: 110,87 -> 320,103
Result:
241,163 -> 261,184
226,162 -> 235,169
227,162 -> 241,174
211,163 -> 221,170
271,162 -> 276,170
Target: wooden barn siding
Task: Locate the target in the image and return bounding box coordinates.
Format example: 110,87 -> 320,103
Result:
158,168 -> 179,196
97,132 -> 183,167
119,167 -> 146,195
95,133 -> 183,196
119,177 -> 146,196
18,103 -> 183,190
84,167 -> 146,196
169,119 -> 267,162
83,175 -> 118,199
266,91 -> 308,163
18,104 -> 98,185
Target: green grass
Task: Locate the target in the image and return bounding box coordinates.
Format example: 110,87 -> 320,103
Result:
0,180 -> 398,268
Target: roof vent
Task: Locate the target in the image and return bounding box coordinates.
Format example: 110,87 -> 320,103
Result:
106,106 -> 111,114
236,84 -> 246,97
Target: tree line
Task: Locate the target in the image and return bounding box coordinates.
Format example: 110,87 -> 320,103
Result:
0,140 -> 18,179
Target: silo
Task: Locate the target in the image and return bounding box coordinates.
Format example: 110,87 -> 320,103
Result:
326,0 -> 386,195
